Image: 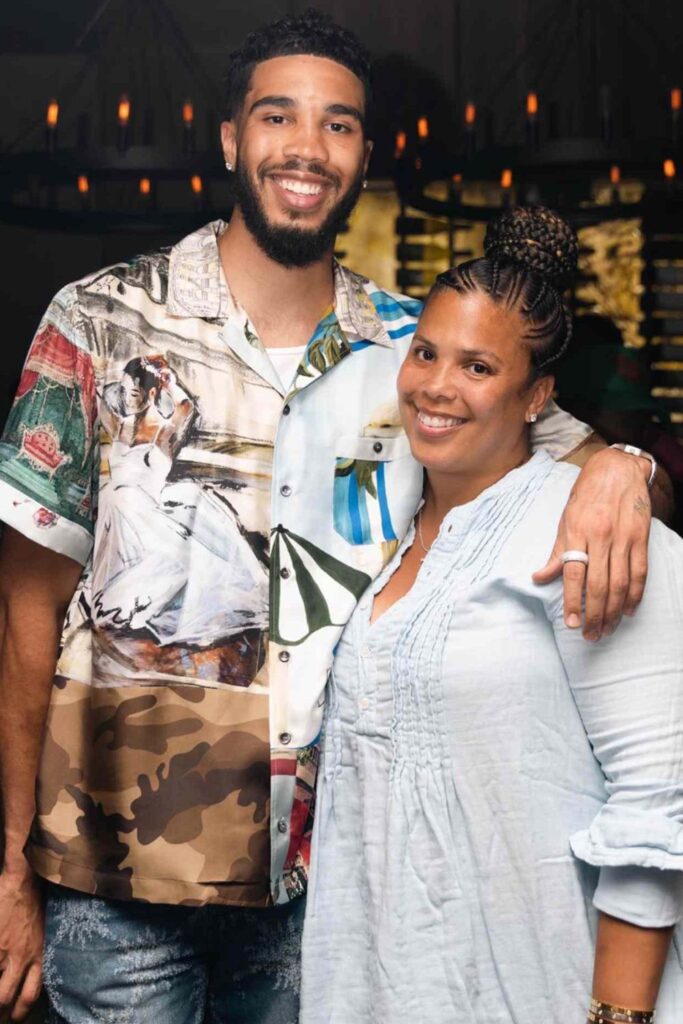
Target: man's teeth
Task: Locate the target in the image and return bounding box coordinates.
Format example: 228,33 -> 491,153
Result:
278,179 -> 324,196
418,411 -> 466,428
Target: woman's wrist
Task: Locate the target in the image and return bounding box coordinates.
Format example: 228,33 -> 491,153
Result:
586,997 -> 655,1023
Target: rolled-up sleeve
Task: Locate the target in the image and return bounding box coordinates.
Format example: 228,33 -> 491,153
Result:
0,284 -> 96,565
551,521 -> 683,926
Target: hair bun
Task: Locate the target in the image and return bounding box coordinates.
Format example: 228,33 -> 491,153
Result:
484,205 -> 579,289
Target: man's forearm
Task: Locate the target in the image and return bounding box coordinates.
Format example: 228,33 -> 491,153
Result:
0,529 -> 81,875
0,598 -> 62,873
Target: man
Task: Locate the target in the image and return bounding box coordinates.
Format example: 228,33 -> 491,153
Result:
0,9 -> 668,1023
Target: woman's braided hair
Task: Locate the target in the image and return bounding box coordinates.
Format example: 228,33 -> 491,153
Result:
434,205 -> 579,380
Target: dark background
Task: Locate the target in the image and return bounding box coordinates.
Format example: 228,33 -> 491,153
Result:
1,0 -> 682,428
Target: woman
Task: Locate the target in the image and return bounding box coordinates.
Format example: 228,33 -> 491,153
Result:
93,354 -> 268,645
301,207 -> 683,1022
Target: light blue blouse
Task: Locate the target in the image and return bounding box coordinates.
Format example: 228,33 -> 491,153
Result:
301,450 -> 683,1024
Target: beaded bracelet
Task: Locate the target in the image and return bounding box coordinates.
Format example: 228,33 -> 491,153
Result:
587,998 -> 655,1024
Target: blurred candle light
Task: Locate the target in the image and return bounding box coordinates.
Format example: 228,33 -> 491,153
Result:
77,175 -> 89,194
46,100 -> 59,128
191,174 -> 203,194
501,168 -> 513,189
417,117 -> 429,140
664,158 -> 676,179
46,99 -> 59,151
117,94 -> 131,152
464,102 -> 476,158
182,100 -> 195,154
118,94 -> 131,126
526,92 -> 539,148
610,165 -> 621,185
672,88 -> 681,145
394,130 -> 406,159
139,177 -> 151,195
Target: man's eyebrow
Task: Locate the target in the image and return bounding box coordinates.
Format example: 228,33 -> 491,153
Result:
325,103 -> 363,123
248,96 -> 364,124
249,95 -> 296,115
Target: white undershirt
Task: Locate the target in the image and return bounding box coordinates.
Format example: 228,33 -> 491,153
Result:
265,345 -> 307,392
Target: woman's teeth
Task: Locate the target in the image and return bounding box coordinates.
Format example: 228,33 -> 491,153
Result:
279,179 -> 324,196
418,411 -> 466,428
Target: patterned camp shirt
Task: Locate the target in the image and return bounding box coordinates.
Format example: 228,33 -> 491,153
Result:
0,221 -> 591,907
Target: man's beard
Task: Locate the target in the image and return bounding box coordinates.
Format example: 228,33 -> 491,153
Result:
233,160 -> 365,268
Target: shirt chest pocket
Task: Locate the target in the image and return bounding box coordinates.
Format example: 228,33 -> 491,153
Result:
333,434 -> 415,547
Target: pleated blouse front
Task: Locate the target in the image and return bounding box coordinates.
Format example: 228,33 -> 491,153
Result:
301,451 -> 683,1024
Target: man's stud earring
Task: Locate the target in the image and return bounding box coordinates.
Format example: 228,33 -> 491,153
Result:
225,160 -> 234,172
527,412 -> 538,423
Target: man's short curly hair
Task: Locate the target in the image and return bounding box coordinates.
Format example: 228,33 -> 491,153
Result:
225,8 -> 373,129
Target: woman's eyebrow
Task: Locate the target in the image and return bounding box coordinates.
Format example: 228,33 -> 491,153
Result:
459,347 -> 503,366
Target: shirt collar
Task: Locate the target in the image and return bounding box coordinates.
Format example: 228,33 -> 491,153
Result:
166,219 -> 393,349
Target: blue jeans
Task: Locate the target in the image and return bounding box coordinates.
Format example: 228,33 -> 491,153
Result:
43,884 -> 304,1024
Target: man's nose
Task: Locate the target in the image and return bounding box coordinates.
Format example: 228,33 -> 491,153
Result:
282,118 -> 329,165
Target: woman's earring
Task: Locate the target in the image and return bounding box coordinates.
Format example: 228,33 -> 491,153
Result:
362,179 -> 368,190
225,160 -> 234,172
527,412 -> 538,423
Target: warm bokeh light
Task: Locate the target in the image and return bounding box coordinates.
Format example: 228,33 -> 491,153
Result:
182,101 -> 194,126
417,117 -> 429,140
118,94 -> 131,126
672,88 -> 682,112
139,177 -> 151,195
526,92 -> 538,116
77,175 -> 89,194
610,165 -> 621,185
46,100 -> 59,128
191,174 -> 203,194
394,130 -> 406,158
465,102 -> 476,126
664,158 -> 676,179
452,173 -> 463,184
500,168 -> 513,189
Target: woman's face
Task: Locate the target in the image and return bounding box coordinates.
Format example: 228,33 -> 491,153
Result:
397,287 -> 553,482
119,372 -> 149,416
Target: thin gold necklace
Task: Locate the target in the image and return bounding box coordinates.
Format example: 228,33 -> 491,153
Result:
416,506 -> 430,559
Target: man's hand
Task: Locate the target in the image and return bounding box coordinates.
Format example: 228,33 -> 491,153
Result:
533,447 -> 652,640
0,860 -> 43,1021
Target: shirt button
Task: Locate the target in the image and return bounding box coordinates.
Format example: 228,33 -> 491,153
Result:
373,441 -> 383,454
283,404 -> 291,416
359,697 -> 370,711
279,731 -> 292,745
277,817 -> 288,833
278,650 -> 290,663
280,484 -> 292,497
280,567 -> 290,579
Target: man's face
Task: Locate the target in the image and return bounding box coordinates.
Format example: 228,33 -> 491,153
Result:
221,55 -> 372,267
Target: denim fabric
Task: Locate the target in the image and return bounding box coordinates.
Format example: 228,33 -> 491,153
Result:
43,884 -> 303,1024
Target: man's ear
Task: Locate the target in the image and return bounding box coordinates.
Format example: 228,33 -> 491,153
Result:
221,120 -> 237,169
527,374 -> 555,420
363,139 -> 373,177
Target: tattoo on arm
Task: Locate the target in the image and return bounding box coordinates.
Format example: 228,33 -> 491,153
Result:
634,495 -> 649,516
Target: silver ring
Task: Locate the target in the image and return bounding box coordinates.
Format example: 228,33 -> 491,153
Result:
561,549 -> 589,566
